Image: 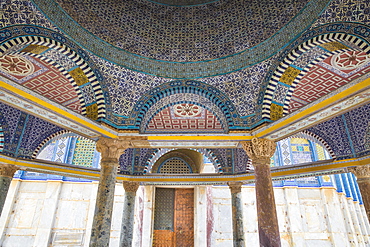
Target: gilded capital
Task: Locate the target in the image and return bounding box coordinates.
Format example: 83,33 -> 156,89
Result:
228,182 -> 243,194
96,137 -> 130,161
0,164 -> 19,178
240,138 -> 276,164
348,165 -> 370,179
123,181 -> 140,193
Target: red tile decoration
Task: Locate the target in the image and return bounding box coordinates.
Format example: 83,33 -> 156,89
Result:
288,51 -> 370,113
147,104 -> 223,132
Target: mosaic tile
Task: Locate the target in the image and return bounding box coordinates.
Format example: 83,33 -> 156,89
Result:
0,0 -> 58,30
292,46 -> 328,69
272,84 -> 288,104
53,0 -> 309,62
313,0 -> 370,27
32,0 -> 329,78
343,103 -> 370,157
16,115 -> 63,158
308,115 -> 353,160
80,84 -> 96,105
42,49 -> 76,71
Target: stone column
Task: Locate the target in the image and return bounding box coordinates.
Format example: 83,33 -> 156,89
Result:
90,137 -> 129,247
348,165 -> 370,221
241,138 -> 281,247
120,181 -> 140,247
228,181 -> 245,247
0,164 -> 18,216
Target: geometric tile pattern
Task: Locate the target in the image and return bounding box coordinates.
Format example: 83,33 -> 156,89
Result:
72,138 -> 96,167
263,26 -> 370,120
16,114 -> 64,159
146,104 -> 223,133
33,0 -> 329,79
17,56 -> 83,113
53,0 -> 310,62
0,126 -> 3,152
119,148 -> 157,175
0,26 -> 106,118
313,0 -> 370,27
288,52 -> 370,113
308,115 -> 355,160
0,0 -> 57,30
31,130 -> 71,160
42,49 -> 76,71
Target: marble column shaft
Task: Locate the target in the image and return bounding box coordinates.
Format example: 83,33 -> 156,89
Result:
228,182 -> 245,247
120,181 -> 140,247
90,138 -> 129,247
0,164 -> 18,216
348,165 -> 370,221
241,138 -> 281,247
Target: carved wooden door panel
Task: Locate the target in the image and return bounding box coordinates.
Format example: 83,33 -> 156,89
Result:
153,188 -> 194,247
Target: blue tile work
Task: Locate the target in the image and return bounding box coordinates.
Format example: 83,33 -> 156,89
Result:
32,0 -> 329,78
0,0 -> 58,30
308,116 -> 353,160
0,25 -> 107,119
50,0 -> 310,62
234,148 -> 248,174
209,148 -> 233,174
291,46 -> 328,69
119,148 -> 156,175
308,104 -> 370,160
342,103 -> 370,158
313,0 -> 370,27
0,102 -> 64,158
90,55 -> 170,117
0,125 -> 3,152
16,115 -> 63,158
0,102 -> 27,157
41,49 -> 76,71
260,22 -> 370,119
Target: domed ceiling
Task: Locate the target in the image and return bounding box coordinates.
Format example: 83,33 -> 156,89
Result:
33,0 -> 330,78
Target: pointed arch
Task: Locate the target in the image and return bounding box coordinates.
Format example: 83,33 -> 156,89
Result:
143,148 -> 223,174
262,28 -> 370,121
0,25 -> 106,119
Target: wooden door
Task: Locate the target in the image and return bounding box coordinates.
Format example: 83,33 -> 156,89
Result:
153,188 -> 194,247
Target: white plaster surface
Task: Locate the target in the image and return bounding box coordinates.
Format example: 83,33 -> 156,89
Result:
0,181 -> 369,246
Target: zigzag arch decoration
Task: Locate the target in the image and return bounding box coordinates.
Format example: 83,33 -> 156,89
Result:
143,148 -> 223,174
32,130 -> 86,159
140,93 -> 228,133
131,80 -> 237,131
0,125 -> 3,152
261,23 -> 370,120
0,25 -> 106,119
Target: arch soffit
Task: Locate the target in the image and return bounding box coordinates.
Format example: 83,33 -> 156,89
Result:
261,23 -> 370,121
132,80 -> 237,131
32,130 -> 94,159
0,25 -> 106,120
2,50 -> 86,115
144,148 -> 223,174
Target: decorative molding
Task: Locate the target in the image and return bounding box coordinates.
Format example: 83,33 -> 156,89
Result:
348,165 -> 370,179
96,137 -> 130,161
228,182 -> 243,194
240,138 -> 276,164
122,181 -> 140,193
0,164 -> 19,178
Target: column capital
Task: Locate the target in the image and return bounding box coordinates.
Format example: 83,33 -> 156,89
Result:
240,138 -> 276,165
123,181 -> 140,193
348,165 -> 370,180
96,137 -> 130,162
228,181 -> 243,194
0,164 -> 19,178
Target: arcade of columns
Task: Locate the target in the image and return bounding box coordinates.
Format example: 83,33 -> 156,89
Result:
0,137 -> 369,247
